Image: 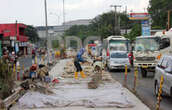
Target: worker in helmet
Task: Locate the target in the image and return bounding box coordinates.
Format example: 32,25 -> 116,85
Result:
74,48 -> 86,79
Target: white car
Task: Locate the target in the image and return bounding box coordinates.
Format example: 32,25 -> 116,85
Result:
107,51 -> 130,71
154,55 -> 172,97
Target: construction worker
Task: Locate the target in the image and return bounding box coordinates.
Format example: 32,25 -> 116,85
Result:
74,48 -> 86,79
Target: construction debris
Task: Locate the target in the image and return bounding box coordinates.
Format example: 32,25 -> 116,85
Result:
10,59 -> 150,110
62,59 -> 93,78
37,65 -> 49,80
88,71 -> 102,89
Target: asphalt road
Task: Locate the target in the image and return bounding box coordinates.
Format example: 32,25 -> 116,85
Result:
110,68 -> 172,110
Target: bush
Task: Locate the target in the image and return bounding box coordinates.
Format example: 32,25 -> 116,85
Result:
0,58 -> 14,99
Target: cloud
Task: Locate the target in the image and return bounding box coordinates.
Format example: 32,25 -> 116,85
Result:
0,0 -> 150,26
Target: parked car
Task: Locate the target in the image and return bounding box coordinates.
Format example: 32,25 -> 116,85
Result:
107,51 -> 130,71
154,55 -> 172,97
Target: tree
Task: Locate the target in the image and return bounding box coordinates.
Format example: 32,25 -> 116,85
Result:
65,11 -> 131,40
64,25 -> 98,41
91,11 -> 131,39
24,25 -> 40,43
52,40 -> 59,49
0,58 -> 13,99
124,24 -> 141,41
148,0 -> 172,29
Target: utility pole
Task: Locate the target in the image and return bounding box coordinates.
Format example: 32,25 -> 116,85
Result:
63,0 -> 65,26
125,6 -> 128,34
110,5 -> 121,35
62,0 -> 66,49
44,0 -> 50,64
15,20 -> 17,54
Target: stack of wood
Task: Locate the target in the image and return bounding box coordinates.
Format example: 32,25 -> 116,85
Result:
0,86 -> 24,110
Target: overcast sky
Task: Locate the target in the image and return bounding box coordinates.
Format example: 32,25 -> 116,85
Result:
0,0 -> 149,26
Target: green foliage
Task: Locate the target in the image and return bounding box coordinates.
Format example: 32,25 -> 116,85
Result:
52,40 -> 59,49
24,25 -> 40,43
64,11 -> 131,40
91,11 -> 131,38
70,40 -> 77,49
0,58 -> 13,99
65,25 -> 98,41
148,0 -> 172,29
124,24 -> 141,41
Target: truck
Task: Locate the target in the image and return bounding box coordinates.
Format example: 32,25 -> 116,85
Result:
133,30 -> 172,77
133,36 -> 161,77
102,35 -> 130,69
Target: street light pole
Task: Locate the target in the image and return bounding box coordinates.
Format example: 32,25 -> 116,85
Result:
44,0 -> 50,64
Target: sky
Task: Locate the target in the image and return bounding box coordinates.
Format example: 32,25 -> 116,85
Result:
0,0 -> 149,26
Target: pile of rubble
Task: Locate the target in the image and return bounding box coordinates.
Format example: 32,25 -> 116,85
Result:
10,59 -> 150,110
62,60 -> 93,78
66,50 -> 77,58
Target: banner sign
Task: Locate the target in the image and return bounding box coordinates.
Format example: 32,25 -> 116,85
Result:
129,13 -> 149,20
15,43 -> 19,53
141,20 -> 151,36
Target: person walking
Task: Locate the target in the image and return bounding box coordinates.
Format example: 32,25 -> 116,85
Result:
32,49 -> 36,64
74,48 -> 87,79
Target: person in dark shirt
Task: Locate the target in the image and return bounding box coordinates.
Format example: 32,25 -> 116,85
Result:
74,48 -> 86,79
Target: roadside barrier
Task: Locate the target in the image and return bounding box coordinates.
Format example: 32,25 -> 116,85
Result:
41,55 -> 45,64
133,66 -> 138,92
17,64 -> 21,81
35,56 -> 37,65
22,64 -> 25,80
124,64 -> 128,86
156,75 -> 164,110
13,64 -> 16,80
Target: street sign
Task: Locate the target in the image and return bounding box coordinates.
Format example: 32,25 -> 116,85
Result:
10,36 -> 16,40
129,13 -> 149,20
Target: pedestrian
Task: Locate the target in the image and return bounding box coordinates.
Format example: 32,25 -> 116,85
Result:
32,49 -> 36,64
74,48 -> 86,79
44,72 -> 51,88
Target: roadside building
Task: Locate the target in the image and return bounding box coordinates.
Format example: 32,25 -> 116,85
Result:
0,23 -> 28,56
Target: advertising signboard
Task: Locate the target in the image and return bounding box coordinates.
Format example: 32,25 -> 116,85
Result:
15,43 -> 19,53
129,13 -> 149,20
141,20 -> 151,36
